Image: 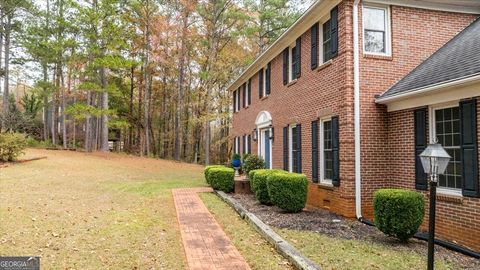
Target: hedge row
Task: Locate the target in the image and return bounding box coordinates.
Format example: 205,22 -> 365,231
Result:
204,165 -> 235,193
250,169 -> 307,213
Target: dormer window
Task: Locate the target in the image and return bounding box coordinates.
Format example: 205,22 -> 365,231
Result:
363,5 -> 391,56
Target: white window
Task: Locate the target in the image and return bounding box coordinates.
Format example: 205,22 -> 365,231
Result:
288,124 -> 301,173
363,5 -> 391,56
321,19 -> 332,63
430,104 -> 462,195
288,43 -> 298,82
244,135 -> 249,154
262,67 -> 267,97
236,89 -> 241,112
320,117 -> 333,184
235,136 -> 241,154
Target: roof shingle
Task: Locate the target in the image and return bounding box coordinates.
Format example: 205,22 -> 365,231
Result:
379,18 -> 480,99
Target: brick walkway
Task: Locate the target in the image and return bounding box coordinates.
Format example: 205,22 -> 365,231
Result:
172,188 -> 251,270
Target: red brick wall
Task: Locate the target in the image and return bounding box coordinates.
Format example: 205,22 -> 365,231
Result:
386,99 -> 480,252
231,0 -> 480,250
232,1 -> 357,217
358,5 -> 478,219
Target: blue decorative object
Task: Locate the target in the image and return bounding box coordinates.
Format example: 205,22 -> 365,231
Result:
232,159 -> 241,168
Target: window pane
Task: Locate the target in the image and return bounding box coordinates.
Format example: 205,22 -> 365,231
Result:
323,20 -> 332,62
364,7 -> 386,31
435,107 -> 462,189
365,30 -> 385,53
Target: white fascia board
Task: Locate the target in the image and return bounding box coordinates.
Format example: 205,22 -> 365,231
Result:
365,0 -> 480,14
226,0 -> 341,93
377,75 -> 480,112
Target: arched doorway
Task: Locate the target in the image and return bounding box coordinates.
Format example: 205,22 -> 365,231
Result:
255,111 -> 273,169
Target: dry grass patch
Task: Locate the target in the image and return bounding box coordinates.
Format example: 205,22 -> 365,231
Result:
0,149 -> 206,269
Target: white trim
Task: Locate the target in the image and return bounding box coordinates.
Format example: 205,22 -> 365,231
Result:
362,4 -> 392,57
226,0 -> 338,93
365,0 -> 480,14
376,73 -> 480,104
320,117 -> 333,185
353,0 -> 363,220
288,42 -> 296,83
437,187 -> 463,197
381,78 -> 480,112
255,111 -> 273,129
288,124 -> 296,172
319,13 -> 331,64
257,128 -> 273,169
429,102 -> 463,194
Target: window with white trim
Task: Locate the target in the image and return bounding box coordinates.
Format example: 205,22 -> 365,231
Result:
244,135 -> 250,154
432,105 -> 462,192
236,89 -> 241,112
289,44 -> 297,82
322,19 -> 332,63
363,5 -> 391,55
235,136 -> 241,154
320,117 -> 333,184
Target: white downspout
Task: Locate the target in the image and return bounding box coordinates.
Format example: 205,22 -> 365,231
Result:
353,0 -> 362,220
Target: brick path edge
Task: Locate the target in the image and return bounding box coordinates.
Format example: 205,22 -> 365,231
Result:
215,191 -> 321,270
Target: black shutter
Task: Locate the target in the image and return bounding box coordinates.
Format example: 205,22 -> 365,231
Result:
414,108 -> 428,190
330,6 -> 338,58
283,126 -> 289,170
233,90 -> 237,112
332,116 -> 340,186
283,48 -> 289,85
296,124 -> 302,173
460,99 -> 479,197
259,69 -> 264,99
248,135 -> 252,154
312,120 -> 319,182
248,79 -> 252,105
233,137 -> 236,154
243,135 -> 246,155
311,23 -> 319,70
242,83 -> 246,108
295,37 -> 302,78
266,62 -> 271,95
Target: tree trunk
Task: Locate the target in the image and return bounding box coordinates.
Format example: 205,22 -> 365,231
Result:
42,64 -> 49,141
174,10 -> 189,161
100,67 -> 109,152
2,15 -> 11,119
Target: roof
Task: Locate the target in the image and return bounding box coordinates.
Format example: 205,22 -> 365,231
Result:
378,17 -> 480,101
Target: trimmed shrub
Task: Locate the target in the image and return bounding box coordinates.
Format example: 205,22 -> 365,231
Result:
243,155 -> 265,176
373,189 -> 425,242
251,169 -> 286,204
204,165 -> 225,184
248,169 -> 261,192
267,172 -> 307,212
208,167 -> 235,192
0,132 -> 27,162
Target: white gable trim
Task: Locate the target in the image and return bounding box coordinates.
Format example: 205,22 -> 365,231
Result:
366,0 -> 480,14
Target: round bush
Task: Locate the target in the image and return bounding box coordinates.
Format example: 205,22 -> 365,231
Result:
243,155 -> 265,175
251,169 -> 285,204
267,172 -> 308,213
0,132 -> 27,162
204,165 -> 225,184
208,167 -> 235,193
373,189 -> 425,242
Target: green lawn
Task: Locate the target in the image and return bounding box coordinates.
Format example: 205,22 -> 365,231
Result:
276,228 -> 460,270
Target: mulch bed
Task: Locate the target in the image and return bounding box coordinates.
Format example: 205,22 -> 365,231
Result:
231,193 -> 480,269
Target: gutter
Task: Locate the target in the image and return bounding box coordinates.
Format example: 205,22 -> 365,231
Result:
375,73 -> 480,104
353,0 -> 362,220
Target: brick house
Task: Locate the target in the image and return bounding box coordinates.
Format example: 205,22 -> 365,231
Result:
229,0 -> 480,252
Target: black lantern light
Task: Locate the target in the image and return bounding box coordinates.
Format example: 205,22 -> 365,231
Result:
252,128 -> 258,141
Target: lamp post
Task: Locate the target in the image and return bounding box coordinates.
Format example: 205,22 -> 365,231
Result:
419,142 -> 451,270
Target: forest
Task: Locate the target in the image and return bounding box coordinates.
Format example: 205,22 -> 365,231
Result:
0,0 -> 311,164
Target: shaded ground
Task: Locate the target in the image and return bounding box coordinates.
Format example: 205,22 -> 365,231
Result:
232,193 -> 480,270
